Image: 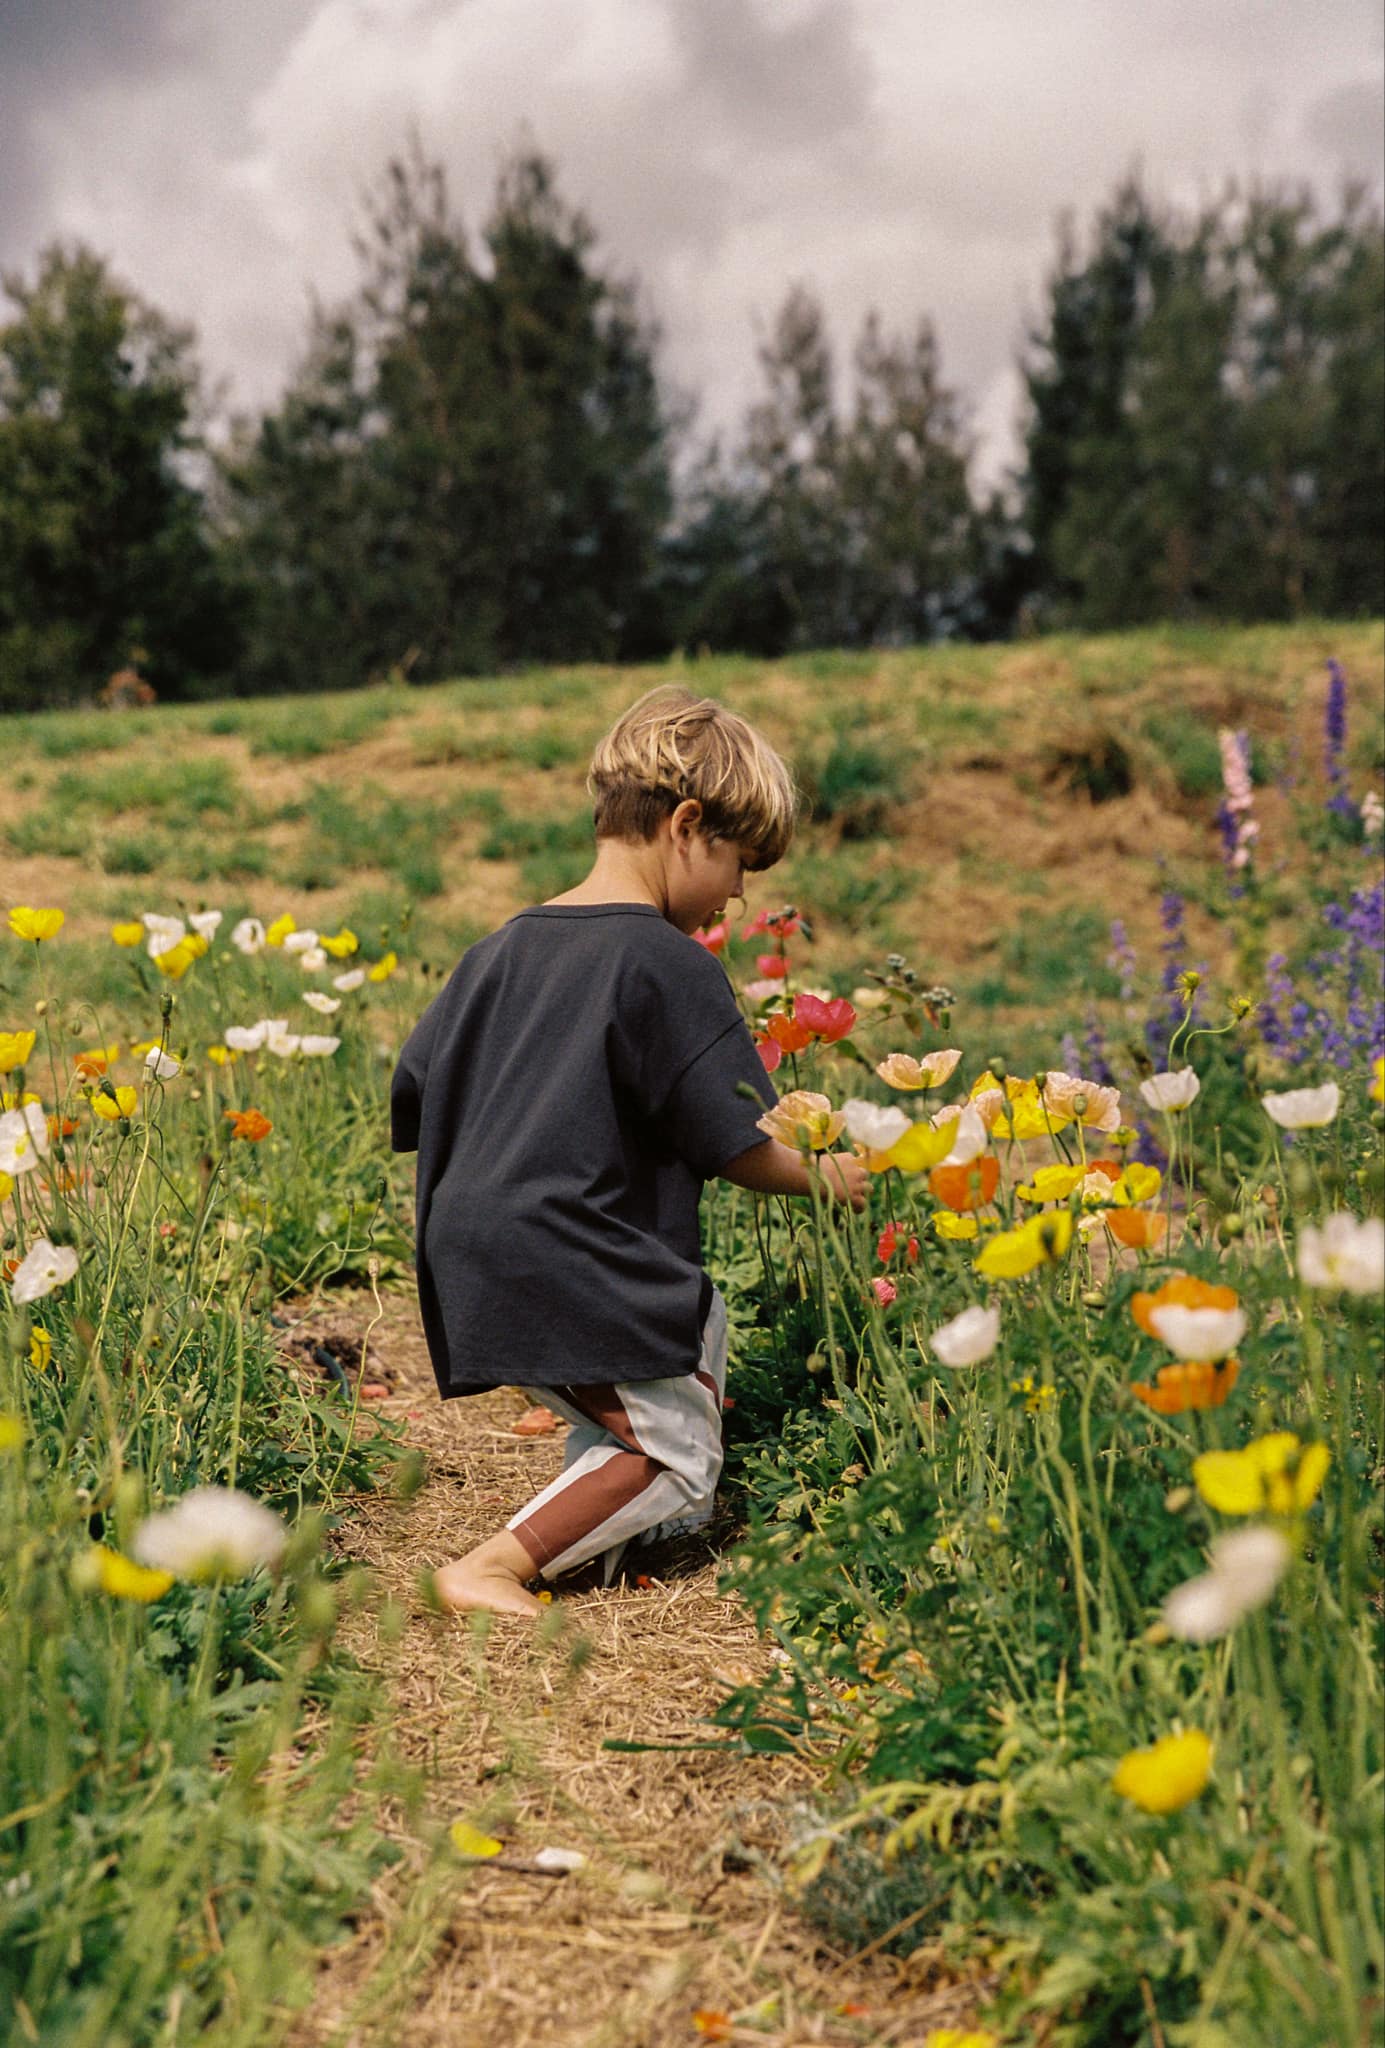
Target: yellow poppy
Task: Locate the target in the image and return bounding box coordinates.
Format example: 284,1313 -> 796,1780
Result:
1115,1161 -> 1162,1203
933,1212 -> 979,1240
367,951 -> 398,983
321,928 -> 359,958
974,1211 -> 1073,1278
266,914 -> 296,947
1193,1434 -> 1330,1517
0,1030 -> 36,1075
111,921 -> 145,947
1112,1729 -> 1212,1814
205,1045 -> 240,1067
8,907 -> 64,942
29,1326 -> 52,1370
90,1085 -> 139,1123
1016,1162 -> 1086,1203
154,941 -> 196,980
449,1819 -> 503,1858
887,1118 -> 957,1174
83,1544 -> 175,1603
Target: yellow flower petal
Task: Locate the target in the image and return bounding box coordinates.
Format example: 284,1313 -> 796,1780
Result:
887,1118 -> 957,1173
90,1085 -> 139,1122
0,1030 -> 37,1075
932,1212 -> 979,1240
449,1819 -> 504,1858
205,1045 -> 240,1067
266,914 -> 297,948
111,921 -> 145,947
0,1412 -> 24,1452
1371,1056 -> 1385,1106
29,1326 -> 52,1370
973,1211 -> 1073,1278
154,941 -> 196,980
321,928 -> 359,958
90,1544 -> 175,1603
8,907 -> 64,942
1112,1729 -> 1212,1814
1193,1433 -> 1330,1517
367,950 -> 398,983
1118,1161 -> 1162,1204
1016,1163 -> 1085,1203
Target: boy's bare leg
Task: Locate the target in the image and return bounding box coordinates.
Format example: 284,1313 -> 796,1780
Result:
433,1531 -> 543,1617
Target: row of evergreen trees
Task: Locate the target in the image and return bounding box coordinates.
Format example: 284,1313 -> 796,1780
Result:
1,148 -> 1381,709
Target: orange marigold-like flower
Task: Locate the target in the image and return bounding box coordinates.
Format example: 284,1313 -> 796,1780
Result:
1131,1358 -> 1240,1414
929,1155 -> 1000,1213
224,1107 -> 273,1142
1131,1273 -> 1238,1337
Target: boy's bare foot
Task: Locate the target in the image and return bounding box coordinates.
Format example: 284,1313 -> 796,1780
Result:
432,1532 -> 544,1617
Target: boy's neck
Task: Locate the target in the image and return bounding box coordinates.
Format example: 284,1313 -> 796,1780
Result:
544,838 -> 668,916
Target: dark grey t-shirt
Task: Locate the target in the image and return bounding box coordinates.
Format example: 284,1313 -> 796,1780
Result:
390,903 -> 776,1399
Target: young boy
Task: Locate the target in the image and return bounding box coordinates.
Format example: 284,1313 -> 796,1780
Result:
390,684 -> 868,1615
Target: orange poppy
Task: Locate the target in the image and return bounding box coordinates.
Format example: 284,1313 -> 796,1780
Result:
1131,1272 -> 1238,1337
1131,1358 -> 1240,1414
1104,1208 -> 1169,1249
224,1107 -> 273,1142
765,1009 -> 813,1054
929,1155 -> 1001,1213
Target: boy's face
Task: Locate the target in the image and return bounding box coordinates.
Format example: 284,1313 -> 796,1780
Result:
669,828 -> 751,936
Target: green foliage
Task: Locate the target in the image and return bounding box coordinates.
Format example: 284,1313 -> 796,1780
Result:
798,732 -> 914,838
0,244 -> 234,710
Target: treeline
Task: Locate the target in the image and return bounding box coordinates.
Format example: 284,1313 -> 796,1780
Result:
1,148 -> 1381,709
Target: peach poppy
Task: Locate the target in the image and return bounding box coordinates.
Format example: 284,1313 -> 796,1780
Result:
929,1156 -> 1000,1213
1104,1208 -> 1169,1249
224,1108 -> 273,1142
1131,1273 -> 1238,1337
1131,1358 -> 1240,1414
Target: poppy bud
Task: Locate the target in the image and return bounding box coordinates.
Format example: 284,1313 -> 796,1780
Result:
34,999 -> 48,1017
69,1017 -> 84,1037
987,1056 -> 1008,1081
1218,1213 -> 1246,1242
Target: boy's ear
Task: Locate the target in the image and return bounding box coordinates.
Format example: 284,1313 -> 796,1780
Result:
670,797 -> 704,842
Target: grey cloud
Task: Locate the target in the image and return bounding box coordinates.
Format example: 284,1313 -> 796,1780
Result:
1304,77 -> 1385,179
670,0 -> 874,151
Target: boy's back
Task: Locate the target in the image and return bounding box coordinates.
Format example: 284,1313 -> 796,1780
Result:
391,901 -> 774,1400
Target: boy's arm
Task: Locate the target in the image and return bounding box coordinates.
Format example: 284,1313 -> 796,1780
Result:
719,1138 -> 869,1211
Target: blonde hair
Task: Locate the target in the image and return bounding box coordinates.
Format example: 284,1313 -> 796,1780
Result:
588,685 -> 798,870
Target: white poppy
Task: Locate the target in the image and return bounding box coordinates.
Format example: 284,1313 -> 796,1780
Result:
231,918 -> 265,956
939,1105 -> 988,1167
302,992 -> 341,1015
332,969 -> 366,993
1297,1214 -> 1385,1295
841,1100 -> 911,1154
1261,1084 -> 1340,1130
11,1237 -> 79,1305
1148,1303 -> 1247,1361
264,1031 -> 302,1057
144,1048 -> 181,1080
141,912 -> 184,937
298,1035 -> 341,1057
1162,1526 -> 1291,1643
224,1018 -> 287,1052
0,1103 -> 49,1177
930,1303 -> 1002,1368
145,923 -> 187,961
188,910 -> 223,941
133,1485 -> 287,1582
297,947 -> 328,972
1139,1069 -> 1200,1113
282,929 -> 319,954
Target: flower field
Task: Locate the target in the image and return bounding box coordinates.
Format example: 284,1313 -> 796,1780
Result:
2,622 -> 1383,2047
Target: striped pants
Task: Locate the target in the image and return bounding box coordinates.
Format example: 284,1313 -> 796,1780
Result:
508,1291 -> 728,1585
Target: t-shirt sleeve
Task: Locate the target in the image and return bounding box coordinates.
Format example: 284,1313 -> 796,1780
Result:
390,994 -> 442,1153
656,1015 -> 778,1179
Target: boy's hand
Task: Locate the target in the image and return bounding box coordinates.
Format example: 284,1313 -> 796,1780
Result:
814,1151 -> 870,1211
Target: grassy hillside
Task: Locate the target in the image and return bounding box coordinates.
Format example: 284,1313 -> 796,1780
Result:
6,619 -> 1382,1062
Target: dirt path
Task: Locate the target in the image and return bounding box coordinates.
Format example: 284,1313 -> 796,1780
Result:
282,1287 -> 989,2048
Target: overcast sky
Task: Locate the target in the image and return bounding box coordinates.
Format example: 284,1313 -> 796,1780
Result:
2,0 -> 1381,482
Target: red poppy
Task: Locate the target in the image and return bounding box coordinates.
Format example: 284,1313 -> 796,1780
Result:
742,908 -> 802,940
929,1156 -> 1001,1213
754,1033 -> 783,1074
794,993 -> 856,1042
871,1276 -> 898,1307
876,1221 -> 920,1264
693,922 -> 729,954
755,952 -> 789,979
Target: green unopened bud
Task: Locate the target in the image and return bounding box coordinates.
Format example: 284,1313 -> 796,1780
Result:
68,1017 -> 84,1037
161,993 -> 175,1020
1218,1213 -> 1246,1242
987,1056 -> 1008,1082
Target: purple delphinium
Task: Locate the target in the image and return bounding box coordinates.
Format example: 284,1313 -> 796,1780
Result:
1325,659 -> 1354,819
1261,875 -> 1385,1069
1107,919 -> 1137,1006
1082,1007 -> 1117,1087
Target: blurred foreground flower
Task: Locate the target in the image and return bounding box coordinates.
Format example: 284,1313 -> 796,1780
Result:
1131,1358 -> 1239,1413
1194,1433 -> 1329,1517
1140,1068 -> 1200,1113
29,1325 -> 52,1369
144,1048 -> 181,1080
1296,1213 -> 1385,1294
11,1237 -> 78,1304
1131,1274 -> 1238,1337
0,1103 -> 48,1176
1148,1302 -> 1247,1362
0,1413 -> 23,1452
930,1303 -> 1001,1367
0,1030 -> 35,1074
75,1544 -> 175,1603
1162,1526 -> 1291,1643
231,917 -> 266,955
974,1211 -> 1072,1278
1112,1729 -> 1212,1813
133,1485 -> 288,1582
8,907 -> 64,942
1261,1083 -> 1341,1130
925,2031 -> 997,2048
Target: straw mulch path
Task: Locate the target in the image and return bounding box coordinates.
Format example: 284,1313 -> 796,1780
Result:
281,1286 -> 992,2048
